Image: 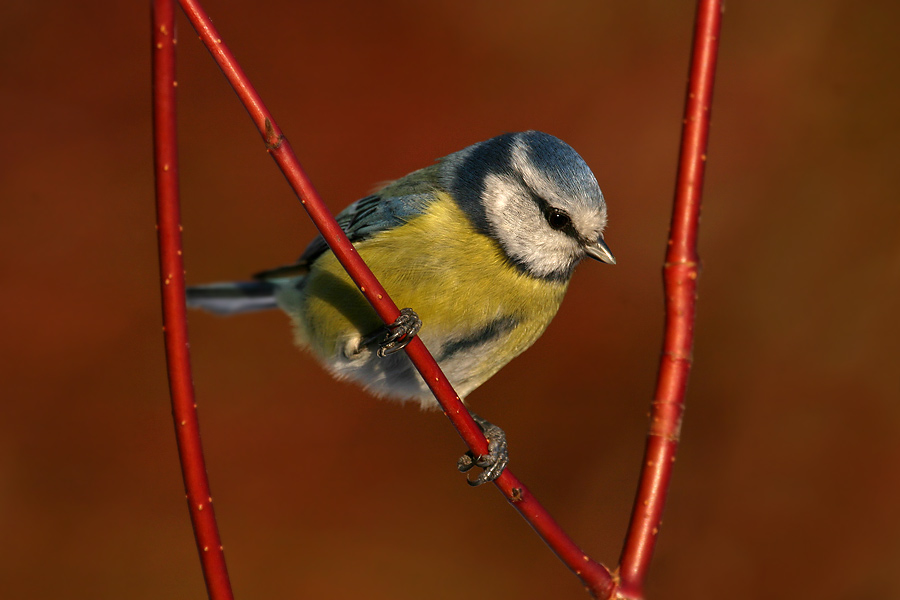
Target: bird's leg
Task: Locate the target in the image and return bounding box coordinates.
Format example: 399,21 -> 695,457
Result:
361,307 -> 422,357
362,310 -> 508,485
457,412 -> 509,486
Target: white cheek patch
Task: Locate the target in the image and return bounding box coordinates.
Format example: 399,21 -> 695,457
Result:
482,172 -> 579,278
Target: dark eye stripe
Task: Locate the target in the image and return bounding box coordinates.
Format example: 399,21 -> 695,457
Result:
532,194 -> 580,239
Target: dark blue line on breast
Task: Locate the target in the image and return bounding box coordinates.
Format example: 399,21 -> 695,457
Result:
437,316 -> 519,362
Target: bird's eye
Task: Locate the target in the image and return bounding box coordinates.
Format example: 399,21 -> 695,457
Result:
547,209 -> 571,231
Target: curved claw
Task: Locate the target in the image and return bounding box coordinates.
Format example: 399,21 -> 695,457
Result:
457,416 -> 509,487
377,308 -> 422,357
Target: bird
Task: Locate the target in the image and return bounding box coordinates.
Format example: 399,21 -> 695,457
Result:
186,130 -> 615,485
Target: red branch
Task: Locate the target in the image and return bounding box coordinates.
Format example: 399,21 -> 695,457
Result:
151,1 -> 234,598
616,1 -> 723,598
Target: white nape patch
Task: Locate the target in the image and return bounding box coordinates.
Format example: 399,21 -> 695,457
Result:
483,171 -> 511,215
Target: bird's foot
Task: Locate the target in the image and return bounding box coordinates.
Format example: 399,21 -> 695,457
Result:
457,413 -> 509,487
376,308 -> 422,357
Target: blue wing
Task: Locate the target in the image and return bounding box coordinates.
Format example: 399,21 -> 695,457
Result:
254,165 -> 440,279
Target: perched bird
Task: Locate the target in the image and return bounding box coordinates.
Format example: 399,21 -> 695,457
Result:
187,131 -> 615,485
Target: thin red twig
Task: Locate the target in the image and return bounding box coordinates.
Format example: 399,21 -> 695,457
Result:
175,0 -> 615,595
616,1 -> 723,598
151,1 -> 234,598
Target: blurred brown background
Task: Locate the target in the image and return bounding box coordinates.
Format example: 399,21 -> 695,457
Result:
2,1 -> 898,598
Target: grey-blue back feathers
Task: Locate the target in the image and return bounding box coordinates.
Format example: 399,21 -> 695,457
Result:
296,189 -> 433,267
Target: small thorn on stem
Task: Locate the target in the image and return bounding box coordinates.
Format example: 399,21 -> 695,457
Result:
264,118 -> 283,150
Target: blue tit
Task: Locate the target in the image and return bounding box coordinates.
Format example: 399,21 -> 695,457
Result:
187,130 -> 615,484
